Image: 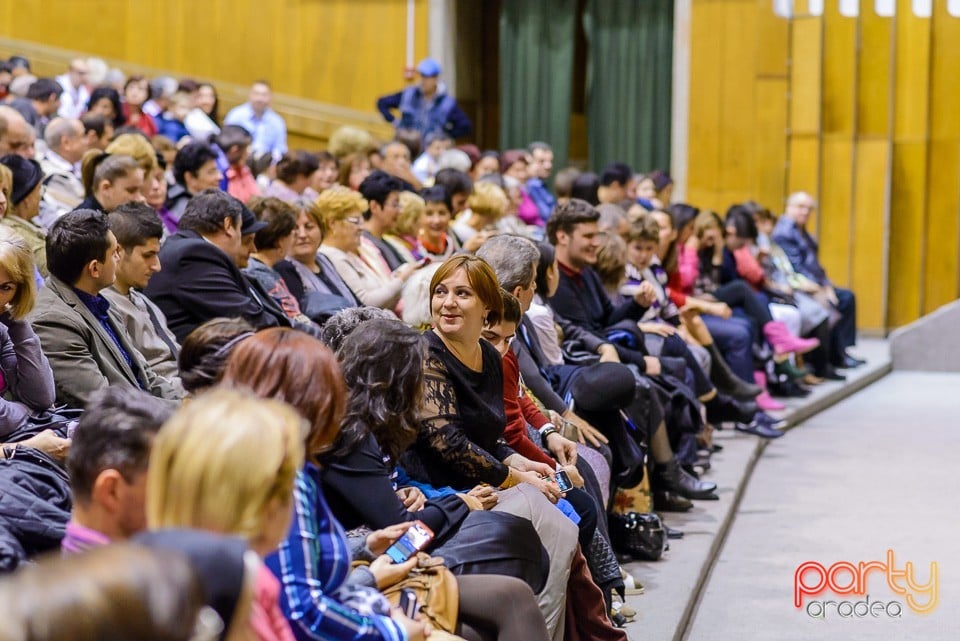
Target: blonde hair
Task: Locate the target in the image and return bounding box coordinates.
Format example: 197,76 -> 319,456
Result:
0,164 -> 12,212
327,125 -> 377,159
313,185 -> 368,234
146,388 -> 307,544
467,181 -> 508,221
106,133 -> 158,174
0,226 -> 37,319
395,191 -> 425,237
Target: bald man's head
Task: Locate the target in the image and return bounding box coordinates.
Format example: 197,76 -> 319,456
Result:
0,106 -> 34,159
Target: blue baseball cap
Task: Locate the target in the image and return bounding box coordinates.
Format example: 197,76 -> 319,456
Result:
417,58 -> 442,78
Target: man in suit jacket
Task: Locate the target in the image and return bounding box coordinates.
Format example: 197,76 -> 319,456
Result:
28,210 -> 183,408
772,191 -> 862,369
144,189 -> 296,343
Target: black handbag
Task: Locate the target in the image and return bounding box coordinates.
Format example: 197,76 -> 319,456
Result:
608,511 -> 668,561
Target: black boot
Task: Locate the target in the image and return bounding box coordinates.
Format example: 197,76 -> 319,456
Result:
705,343 -> 762,399
705,392 -> 757,424
650,462 -> 694,512
654,459 -> 718,501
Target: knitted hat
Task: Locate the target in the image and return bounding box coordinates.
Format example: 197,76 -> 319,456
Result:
0,155 -> 42,205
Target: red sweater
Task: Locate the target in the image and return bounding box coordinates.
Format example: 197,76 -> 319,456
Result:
501,350 -> 555,467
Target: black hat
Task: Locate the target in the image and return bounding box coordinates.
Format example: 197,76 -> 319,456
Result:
240,204 -> 267,235
0,155 -> 42,205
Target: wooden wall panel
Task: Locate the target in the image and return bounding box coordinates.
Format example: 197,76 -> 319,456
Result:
686,0 -> 726,209
887,0 -> 932,327
850,140 -> 890,330
818,141 -> 854,284
787,16 -> 822,234
0,0 -> 430,116
686,0 -> 959,331
817,4 -> 858,284
754,78 -> 789,211
923,4 -> 960,314
850,5 -> 895,331
717,1 -> 758,204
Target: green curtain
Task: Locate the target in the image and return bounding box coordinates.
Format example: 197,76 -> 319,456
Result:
583,0 -> 674,173
499,0 -> 576,172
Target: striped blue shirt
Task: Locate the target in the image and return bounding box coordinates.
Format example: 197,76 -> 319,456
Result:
265,464 -> 407,641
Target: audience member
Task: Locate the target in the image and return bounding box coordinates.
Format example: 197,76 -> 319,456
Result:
0,154 -> 46,275
0,105 -> 35,158
121,75 -> 157,137
86,86 -> 124,129
62,386 -> 174,551
29,209 -> 182,407
273,198 -> 359,321
77,151 -> 145,213
103,203 -> 181,382
216,125 -> 260,203
225,80 -> 288,161
377,57 -> 472,139
411,131 -> 452,183
55,58 -> 91,119
81,112 -> 113,151
0,226 -> 56,440
773,191 -> 863,369
165,141 -> 223,223
0,543 -> 204,641
177,317 -> 254,396
317,185 -> 420,311
359,170 -> 407,271
526,141 -> 556,223
146,388 -> 302,641
145,190 -> 292,342
9,78 -> 62,137
246,197 -> 317,327
220,328 -> 429,641
185,81 -> 221,141
264,150 -> 319,203
38,117 -> 86,225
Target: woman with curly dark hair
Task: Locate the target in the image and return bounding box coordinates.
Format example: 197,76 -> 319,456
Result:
319,317 -> 550,641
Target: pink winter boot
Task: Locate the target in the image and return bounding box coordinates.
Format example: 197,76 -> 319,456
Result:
763,321 -> 819,357
753,371 -> 785,411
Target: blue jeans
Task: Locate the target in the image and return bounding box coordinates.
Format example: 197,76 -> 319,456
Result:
703,314 -> 755,382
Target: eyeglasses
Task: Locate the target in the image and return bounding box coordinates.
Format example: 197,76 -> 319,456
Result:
342,215 -> 363,225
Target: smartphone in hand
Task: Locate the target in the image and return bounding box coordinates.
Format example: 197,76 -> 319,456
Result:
385,520 -> 435,564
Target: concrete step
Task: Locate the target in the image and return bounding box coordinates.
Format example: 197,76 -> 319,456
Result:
619,338 -> 891,640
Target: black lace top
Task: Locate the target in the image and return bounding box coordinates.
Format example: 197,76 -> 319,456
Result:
405,330 -> 514,489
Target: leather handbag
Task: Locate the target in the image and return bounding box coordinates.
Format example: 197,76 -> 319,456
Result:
608,511 -> 668,561
380,557 -> 460,633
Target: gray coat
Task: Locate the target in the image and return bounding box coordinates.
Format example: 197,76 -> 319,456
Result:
28,277 -> 183,409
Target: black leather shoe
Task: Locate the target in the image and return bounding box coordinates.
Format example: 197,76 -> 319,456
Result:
706,393 -> 757,424
665,525 -> 685,539
678,465 -> 718,499
655,459 -> 717,500
769,379 -> 811,398
840,354 -> 866,368
653,490 -> 693,512
816,366 -> 847,381
735,420 -> 785,439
